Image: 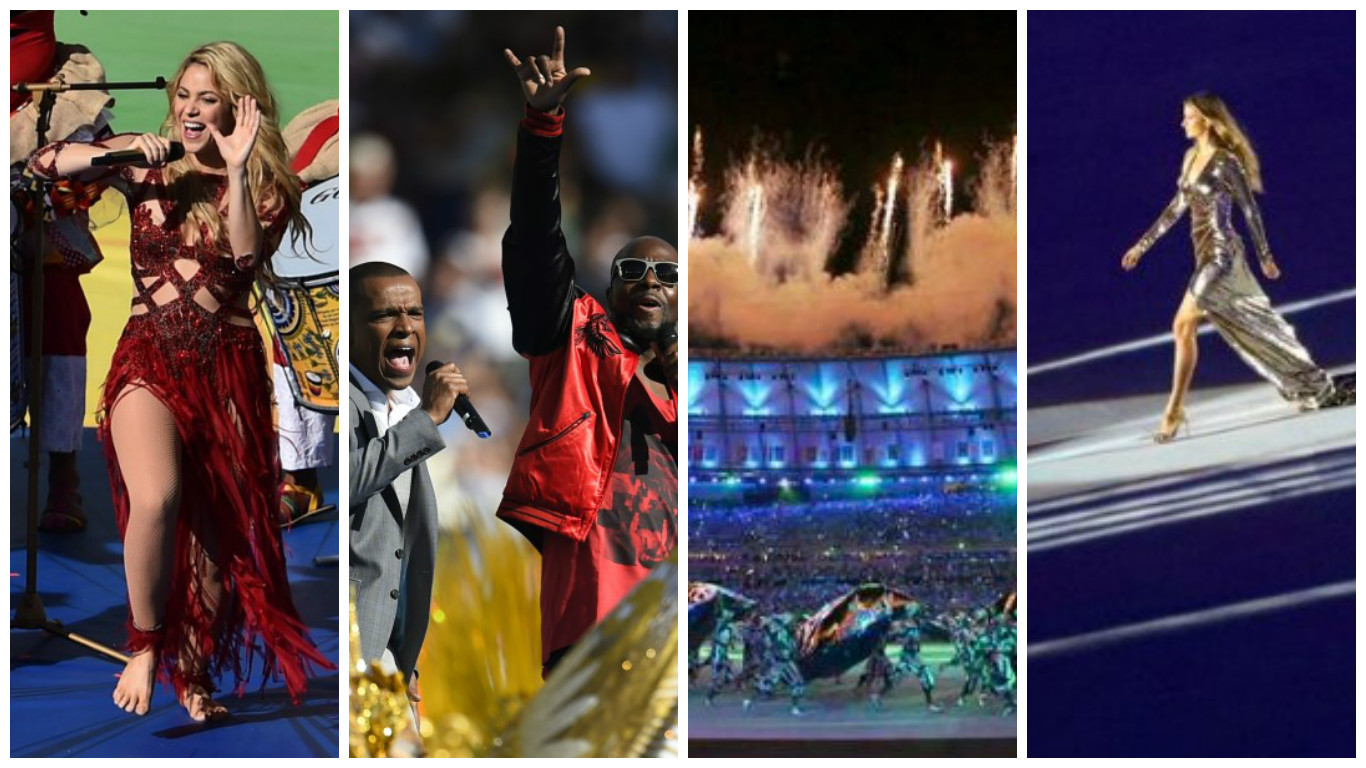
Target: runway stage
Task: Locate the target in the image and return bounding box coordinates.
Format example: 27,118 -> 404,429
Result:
9,429 -> 340,758
1027,369 -> 1355,756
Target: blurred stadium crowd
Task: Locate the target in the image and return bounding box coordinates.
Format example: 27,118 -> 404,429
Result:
690,490 -> 1015,614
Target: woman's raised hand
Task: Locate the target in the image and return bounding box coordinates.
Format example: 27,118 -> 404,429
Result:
503,26 -> 591,113
209,94 -> 261,171
1121,246 -> 1143,271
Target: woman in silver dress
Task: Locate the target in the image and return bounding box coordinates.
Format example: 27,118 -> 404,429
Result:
1121,92 -> 1340,442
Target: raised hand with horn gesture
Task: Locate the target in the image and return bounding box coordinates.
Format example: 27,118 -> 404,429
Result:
503,26 -> 591,113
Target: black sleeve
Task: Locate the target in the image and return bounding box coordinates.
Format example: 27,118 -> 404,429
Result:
503,125 -> 577,357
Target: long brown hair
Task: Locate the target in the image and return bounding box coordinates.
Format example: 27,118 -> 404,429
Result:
160,41 -> 309,263
1186,92 -> 1264,193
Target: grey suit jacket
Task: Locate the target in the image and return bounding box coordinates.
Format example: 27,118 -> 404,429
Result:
348,378 -> 444,680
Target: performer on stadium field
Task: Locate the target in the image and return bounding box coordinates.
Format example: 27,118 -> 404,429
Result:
743,613 -> 806,716
349,259 -> 470,752
855,640 -> 894,710
949,610 -> 987,707
11,10 -> 107,533
892,615 -> 940,711
737,617 -> 767,692
27,41 -> 330,721
497,26 -> 678,676
277,100 -> 341,525
982,610 -> 1017,714
704,617 -> 737,706
1121,93 -> 1350,442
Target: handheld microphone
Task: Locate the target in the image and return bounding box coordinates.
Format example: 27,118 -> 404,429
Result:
425,360 -> 492,439
91,141 -> 185,167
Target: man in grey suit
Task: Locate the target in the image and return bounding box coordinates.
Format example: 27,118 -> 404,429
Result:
349,261 -> 468,709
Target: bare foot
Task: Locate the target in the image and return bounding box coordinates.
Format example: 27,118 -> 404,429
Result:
180,684 -> 229,723
112,649 -> 158,715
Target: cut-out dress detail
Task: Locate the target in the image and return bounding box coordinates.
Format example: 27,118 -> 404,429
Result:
28,136 -> 329,702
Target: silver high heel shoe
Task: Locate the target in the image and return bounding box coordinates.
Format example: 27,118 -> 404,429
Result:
1153,410 -> 1189,444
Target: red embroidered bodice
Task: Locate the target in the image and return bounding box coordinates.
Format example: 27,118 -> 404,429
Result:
28,136 -> 287,365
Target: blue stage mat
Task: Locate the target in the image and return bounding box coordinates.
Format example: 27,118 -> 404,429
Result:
9,429 -> 339,758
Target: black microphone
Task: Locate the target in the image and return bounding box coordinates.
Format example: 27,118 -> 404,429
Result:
425,360 -> 491,439
91,141 -> 185,167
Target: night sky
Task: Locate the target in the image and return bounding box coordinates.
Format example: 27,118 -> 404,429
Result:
690,12 -> 1016,269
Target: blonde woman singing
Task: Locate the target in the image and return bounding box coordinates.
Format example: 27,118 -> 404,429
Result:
27,41 -> 329,721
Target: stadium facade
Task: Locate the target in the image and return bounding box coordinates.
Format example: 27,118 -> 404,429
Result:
689,348 -> 1016,499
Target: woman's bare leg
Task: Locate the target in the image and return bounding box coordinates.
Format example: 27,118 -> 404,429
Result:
108,386 -> 181,715
178,529 -> 228,721
1161,292 -> 1203,436
174,398 -> 254,721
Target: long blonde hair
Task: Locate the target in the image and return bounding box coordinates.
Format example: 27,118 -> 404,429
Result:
160,41 -> 308,260
1186,92 -> 1263,193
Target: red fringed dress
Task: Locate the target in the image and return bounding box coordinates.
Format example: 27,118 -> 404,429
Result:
28,137 -> 330,703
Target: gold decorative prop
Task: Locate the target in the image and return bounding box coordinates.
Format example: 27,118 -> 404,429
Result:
348,584 -> 411,758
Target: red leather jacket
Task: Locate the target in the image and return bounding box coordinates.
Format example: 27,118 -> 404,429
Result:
496,109 -> 672,543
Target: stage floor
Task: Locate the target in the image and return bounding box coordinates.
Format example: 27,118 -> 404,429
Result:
9,429 -> 340,758
1027,379 -> 1355,756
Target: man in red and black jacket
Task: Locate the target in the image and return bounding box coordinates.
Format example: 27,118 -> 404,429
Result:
498,27 -> 678,675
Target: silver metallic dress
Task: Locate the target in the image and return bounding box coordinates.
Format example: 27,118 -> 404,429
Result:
1132,148 -> 1334,407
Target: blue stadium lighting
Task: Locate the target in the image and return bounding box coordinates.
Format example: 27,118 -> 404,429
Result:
739,380 -> 771,412
944,370 -> 975,410
871,372 -> 906,409
804,370 -> 839,411
687,363 -> 707,416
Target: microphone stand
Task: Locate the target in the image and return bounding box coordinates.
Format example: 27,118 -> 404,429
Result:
11,75 -> 166,664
